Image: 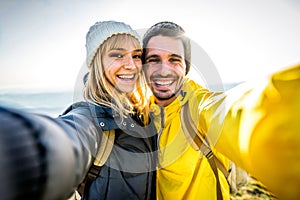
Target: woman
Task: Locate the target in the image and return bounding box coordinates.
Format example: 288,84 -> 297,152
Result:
0,21 -> 157,200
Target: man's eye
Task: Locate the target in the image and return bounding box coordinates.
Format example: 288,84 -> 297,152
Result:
169,58 -> 181,62
146,58 -> 159,63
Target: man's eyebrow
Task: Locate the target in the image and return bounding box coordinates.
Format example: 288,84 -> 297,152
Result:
170,54 -> 183,59
145,53 -> 183,61
145,54 -> 160,60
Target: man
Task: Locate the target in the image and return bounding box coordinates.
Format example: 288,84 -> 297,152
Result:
142,21 -> 300,200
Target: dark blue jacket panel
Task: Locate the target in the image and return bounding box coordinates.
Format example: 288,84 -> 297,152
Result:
0,101 -> 157,200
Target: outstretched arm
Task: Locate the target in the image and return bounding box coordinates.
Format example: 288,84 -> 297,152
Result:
0,103 -> 101,200
199,63 -> 300,199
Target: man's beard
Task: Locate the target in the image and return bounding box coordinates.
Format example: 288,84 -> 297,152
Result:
149,75 -> 185,101
152,86 -> 183,101
154,91 -> 176,101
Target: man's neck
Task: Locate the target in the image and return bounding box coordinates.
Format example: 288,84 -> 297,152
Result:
155,96 -> 177,107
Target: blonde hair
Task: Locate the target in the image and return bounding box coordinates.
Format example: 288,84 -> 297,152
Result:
84,34 -> 150,124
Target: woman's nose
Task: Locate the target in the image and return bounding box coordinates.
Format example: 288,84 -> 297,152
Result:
123,55 -> 136,69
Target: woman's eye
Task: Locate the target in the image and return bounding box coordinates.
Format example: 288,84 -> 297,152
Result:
111,53 -> 123,58
133,54 -> 141,59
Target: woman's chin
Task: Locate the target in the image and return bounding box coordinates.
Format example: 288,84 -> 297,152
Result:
115,85 -> 135,94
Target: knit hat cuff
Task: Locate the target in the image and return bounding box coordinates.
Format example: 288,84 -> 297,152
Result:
86,21 -> 141,68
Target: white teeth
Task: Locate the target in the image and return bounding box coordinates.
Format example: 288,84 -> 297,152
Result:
155,81 -> 173,86
118,75 -> 134,79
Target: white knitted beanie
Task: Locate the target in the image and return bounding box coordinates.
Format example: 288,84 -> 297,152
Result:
86,20 -> 141,68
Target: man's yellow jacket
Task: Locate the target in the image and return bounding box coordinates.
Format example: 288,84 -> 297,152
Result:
151,63 -> 300,200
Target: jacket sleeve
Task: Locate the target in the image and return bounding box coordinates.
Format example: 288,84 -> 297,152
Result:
196,63 -> 300,199
0,102 -> 102,200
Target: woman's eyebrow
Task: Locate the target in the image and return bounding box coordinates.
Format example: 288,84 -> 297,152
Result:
110,48 -> 126,51
133,49 -> 142,53
110,48 -> 142,53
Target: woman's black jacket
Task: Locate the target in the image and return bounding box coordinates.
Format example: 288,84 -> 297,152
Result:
0,101 -> 157,200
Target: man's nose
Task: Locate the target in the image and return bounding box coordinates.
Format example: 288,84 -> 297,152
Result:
158,61 -> 172,76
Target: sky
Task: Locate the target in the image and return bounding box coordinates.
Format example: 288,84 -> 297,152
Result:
0,0 -> 299,90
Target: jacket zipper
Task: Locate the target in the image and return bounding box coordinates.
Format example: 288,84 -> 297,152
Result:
157,106 -> 165,154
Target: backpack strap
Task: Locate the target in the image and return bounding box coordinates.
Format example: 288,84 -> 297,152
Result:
94,129 -> 115,166
77,129 -> 115,197
180,102 -> 228,200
